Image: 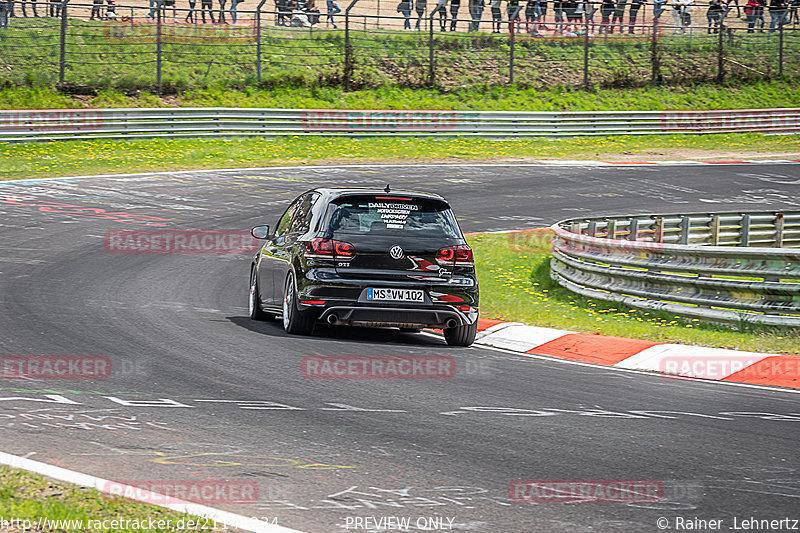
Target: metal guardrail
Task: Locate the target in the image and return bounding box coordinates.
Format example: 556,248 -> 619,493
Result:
2,107 -> 800,142
550,211 -> 800,327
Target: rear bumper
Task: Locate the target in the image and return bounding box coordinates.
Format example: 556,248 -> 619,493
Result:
318,305 -> 474,329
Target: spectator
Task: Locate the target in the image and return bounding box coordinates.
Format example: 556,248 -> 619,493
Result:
507,0 -> 520,27
754,0 -> 766,29
432,0 -> 448,30
307,0 -> 320,24
229,0 -> 240,23
653,0 -> 665,20
628,0 -> 645,32
565,0 -> 582,32
553,0 -> 564,31
218,0 -> 227,24
291,2 -> 312,25
611,0 -> 626,32
585,0 -> 599,31
768,0 -> 788,30
449,0 -> 460,29
469,0 -> 483,29
186,0 -> 198,22
48,0 -> 59,17
789,0 -> 799,23
146,0 -> 157,20
537,0 -> 549,29
600,0 -> 615,32
90,0 -> 103,19
327,0 -> 341,27
414,0 -> 426,29
164,0 -> 176,22
525,0 -> 536,31
21,0 -> 39,17
671,0 -> 693,34
0,0 -> 8,28
490,0 -> 502,31
744,0 -> 758,29
201,0 -> 215,22
398,0 -> 413,29
105,0 -> 117,19
706,0 -> 725,32
727,0 -> 741,16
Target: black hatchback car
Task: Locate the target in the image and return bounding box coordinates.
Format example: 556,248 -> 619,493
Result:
248,188 -> 479,346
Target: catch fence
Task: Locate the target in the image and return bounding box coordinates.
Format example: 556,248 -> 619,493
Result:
0,0 -> 799,91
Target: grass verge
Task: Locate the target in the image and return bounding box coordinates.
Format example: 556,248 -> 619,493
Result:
469,232 -> 800,356
0,465 -> 226,532
2,80 -> 800,111
3,133 -> 800,181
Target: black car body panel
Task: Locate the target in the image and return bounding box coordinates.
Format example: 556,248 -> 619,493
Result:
250,188 -> 479,341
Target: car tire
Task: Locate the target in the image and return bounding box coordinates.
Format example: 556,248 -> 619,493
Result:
249,270 -> 272,321
443,320 -> 478,347
282,271 -> 315,335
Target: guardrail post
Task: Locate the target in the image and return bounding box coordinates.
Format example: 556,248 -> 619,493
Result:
344,0 -> 359,91
58,0 -> 71,86
588,221 -> 597,237
156,0 -> 163,94
775,213 -> 785,247
741,214 -> 751,247
607,219 -> 616,240
711,215 -> 720,245
679,216 -> 690,245
653,217 -> 664,243
428,11 -> 435,86
256,0 -> 267,83
629,218 -> 639,241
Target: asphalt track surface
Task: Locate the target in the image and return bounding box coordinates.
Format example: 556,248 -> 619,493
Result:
0,163 -> 799,533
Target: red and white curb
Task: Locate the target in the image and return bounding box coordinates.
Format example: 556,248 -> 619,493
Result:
0,451 -> 304,533
472,319 -> 800,390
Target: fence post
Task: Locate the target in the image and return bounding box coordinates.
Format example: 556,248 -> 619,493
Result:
779,17 -> 784,76
717,21 -> 724,82
58,0 -> 71,85
583,16 -> 589,89
156,0 -> 164,94
256,0 -> 267,83
428,10 -> 435,86
650,18 -> 660,83
508,6 -> 522,85
344,0 -> 359,90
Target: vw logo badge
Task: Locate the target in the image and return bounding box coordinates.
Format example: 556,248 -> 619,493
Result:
389,245 -> 404,260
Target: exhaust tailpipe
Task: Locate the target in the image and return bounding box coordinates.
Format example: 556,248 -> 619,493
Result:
445,318 -> 458,329
327,314 -> 339,325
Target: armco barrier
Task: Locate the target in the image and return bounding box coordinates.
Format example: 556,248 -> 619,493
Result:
1,107 -> 800,142
550,211 -> 800,327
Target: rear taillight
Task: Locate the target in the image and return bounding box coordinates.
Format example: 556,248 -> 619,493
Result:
305,238 -> 356,260
436,245 -> 474,267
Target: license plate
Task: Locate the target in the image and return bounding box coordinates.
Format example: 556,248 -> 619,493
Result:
367,288 -> 424,302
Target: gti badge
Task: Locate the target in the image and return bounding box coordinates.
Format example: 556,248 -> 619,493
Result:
389,245 -> 404,260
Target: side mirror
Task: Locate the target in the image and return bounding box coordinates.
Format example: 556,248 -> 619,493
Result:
250,225 -> 270,239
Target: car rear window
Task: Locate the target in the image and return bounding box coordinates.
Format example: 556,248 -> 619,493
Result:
325,195 -> 462,239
